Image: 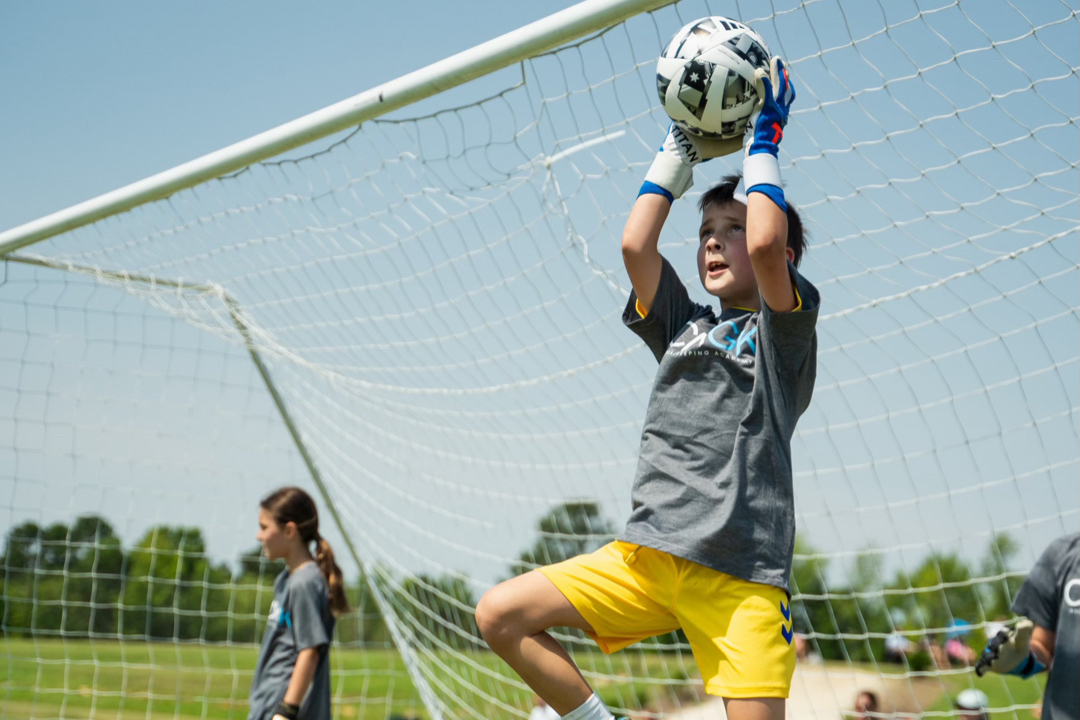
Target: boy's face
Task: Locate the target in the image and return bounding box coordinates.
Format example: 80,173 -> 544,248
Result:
697,200 -> 759,309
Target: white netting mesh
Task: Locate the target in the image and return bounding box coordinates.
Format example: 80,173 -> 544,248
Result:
1,0 -> 1076,718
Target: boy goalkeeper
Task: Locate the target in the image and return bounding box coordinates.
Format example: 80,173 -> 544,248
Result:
476,58 -> 816,720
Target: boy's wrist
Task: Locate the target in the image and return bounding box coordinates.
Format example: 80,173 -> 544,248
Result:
743,153 -> 782,189
742,154 -> 787,212
638,178 -> 676,204
642,149 -> 693,202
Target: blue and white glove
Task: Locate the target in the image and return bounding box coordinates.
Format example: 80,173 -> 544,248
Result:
743,55 -> 796,211
641,125 -> 741,203
977,618 -> 1047,679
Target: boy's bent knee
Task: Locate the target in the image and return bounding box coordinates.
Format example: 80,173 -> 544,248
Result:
476,570 -> 591,652
475,584 -> 523,647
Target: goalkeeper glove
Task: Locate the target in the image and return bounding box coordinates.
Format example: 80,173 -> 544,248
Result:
976,618 -> 1047,678
641,125 -> 741,202
744,55 -> 796,212
271,701 -> 299,720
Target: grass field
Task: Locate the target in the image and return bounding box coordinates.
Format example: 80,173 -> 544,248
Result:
925,668 -> 1047,718
0,639 -> 1049,720
0,637 -> 696,720
845,661 -> 1047,718
0,637 -> 420,720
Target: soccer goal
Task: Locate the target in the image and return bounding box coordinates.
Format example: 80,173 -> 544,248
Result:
0,0 -> 1076,718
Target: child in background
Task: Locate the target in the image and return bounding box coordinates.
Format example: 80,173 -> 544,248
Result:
249,487 -> 350,720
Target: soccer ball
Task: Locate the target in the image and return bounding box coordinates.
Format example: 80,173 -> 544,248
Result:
656,16 -> 771,140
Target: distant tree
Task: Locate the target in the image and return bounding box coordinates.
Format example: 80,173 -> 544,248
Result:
335,575 -> 390,647
37,522 -> 76,570
62,516 -> 125,635
3,520 -> 43,571
981,532 -> 1023,620
847,550 -> 892,662
510,500 -> 614,576
790,540 -> 896,663
1,521 -> 51,633
790,536 -> 828,641
789,534 -> 1035,665
0,516 -> 125,636
121,526 -> 231,640
399,574 -> 478,650
895,551 -> 979,635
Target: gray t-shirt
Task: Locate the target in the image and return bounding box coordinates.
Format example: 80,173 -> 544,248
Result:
620,257 -> 819,592
249,563 -> 335,720
1012,532 -> 1079,720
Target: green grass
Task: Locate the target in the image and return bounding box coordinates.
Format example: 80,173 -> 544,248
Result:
0,637 -> 422,720
0,643 -> 1045,720
11,638 -> 1044,720
0,638 -> 697,719
841,660 -> 1047,717
929,671 -> 1047,717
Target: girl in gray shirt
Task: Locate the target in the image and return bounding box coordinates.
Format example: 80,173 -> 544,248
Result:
250,487 -> 350,720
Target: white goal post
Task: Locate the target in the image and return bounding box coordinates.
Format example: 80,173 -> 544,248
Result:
0,0 -> 1076,719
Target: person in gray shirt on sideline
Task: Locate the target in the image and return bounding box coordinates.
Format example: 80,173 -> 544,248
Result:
979,532 -> 1079,720
250,487 -> 351,720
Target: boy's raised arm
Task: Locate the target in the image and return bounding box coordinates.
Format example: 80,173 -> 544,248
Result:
746,193 -> 795,312
744,56 -> 799,313
621,193 -> 670,315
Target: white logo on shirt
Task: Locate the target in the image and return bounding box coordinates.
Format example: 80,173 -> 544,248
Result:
267,599 -> 282,626
670,318 -> 757,359
671,321 -> 709,355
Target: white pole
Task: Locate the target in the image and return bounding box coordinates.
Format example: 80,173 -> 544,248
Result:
0,0 -> 672,256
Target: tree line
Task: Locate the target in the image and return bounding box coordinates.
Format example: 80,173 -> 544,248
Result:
790,531 -> 1024,665
0,505 -> 1025,662
0,516 -> 380,645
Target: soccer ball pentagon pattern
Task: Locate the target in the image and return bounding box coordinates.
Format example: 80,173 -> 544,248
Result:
657,16 -> 771,140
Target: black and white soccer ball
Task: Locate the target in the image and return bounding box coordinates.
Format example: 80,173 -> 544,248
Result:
656,17 -> 771,140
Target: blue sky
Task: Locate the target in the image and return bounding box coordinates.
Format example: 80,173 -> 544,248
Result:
0,0 -> 582,231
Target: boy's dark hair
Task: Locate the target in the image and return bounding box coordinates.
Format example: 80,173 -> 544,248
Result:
698,173 -> 808,267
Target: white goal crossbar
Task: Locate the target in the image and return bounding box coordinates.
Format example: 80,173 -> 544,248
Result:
0,0 -> 671,255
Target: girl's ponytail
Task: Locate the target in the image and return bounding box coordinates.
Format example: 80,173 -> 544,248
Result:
261,486 -> 351,617
314,533 -> 350,617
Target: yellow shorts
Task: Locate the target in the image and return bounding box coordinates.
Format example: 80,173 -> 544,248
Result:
538,541 -> 796,698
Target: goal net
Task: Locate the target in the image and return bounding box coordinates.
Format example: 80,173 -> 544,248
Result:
0,0 -> 1076,718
